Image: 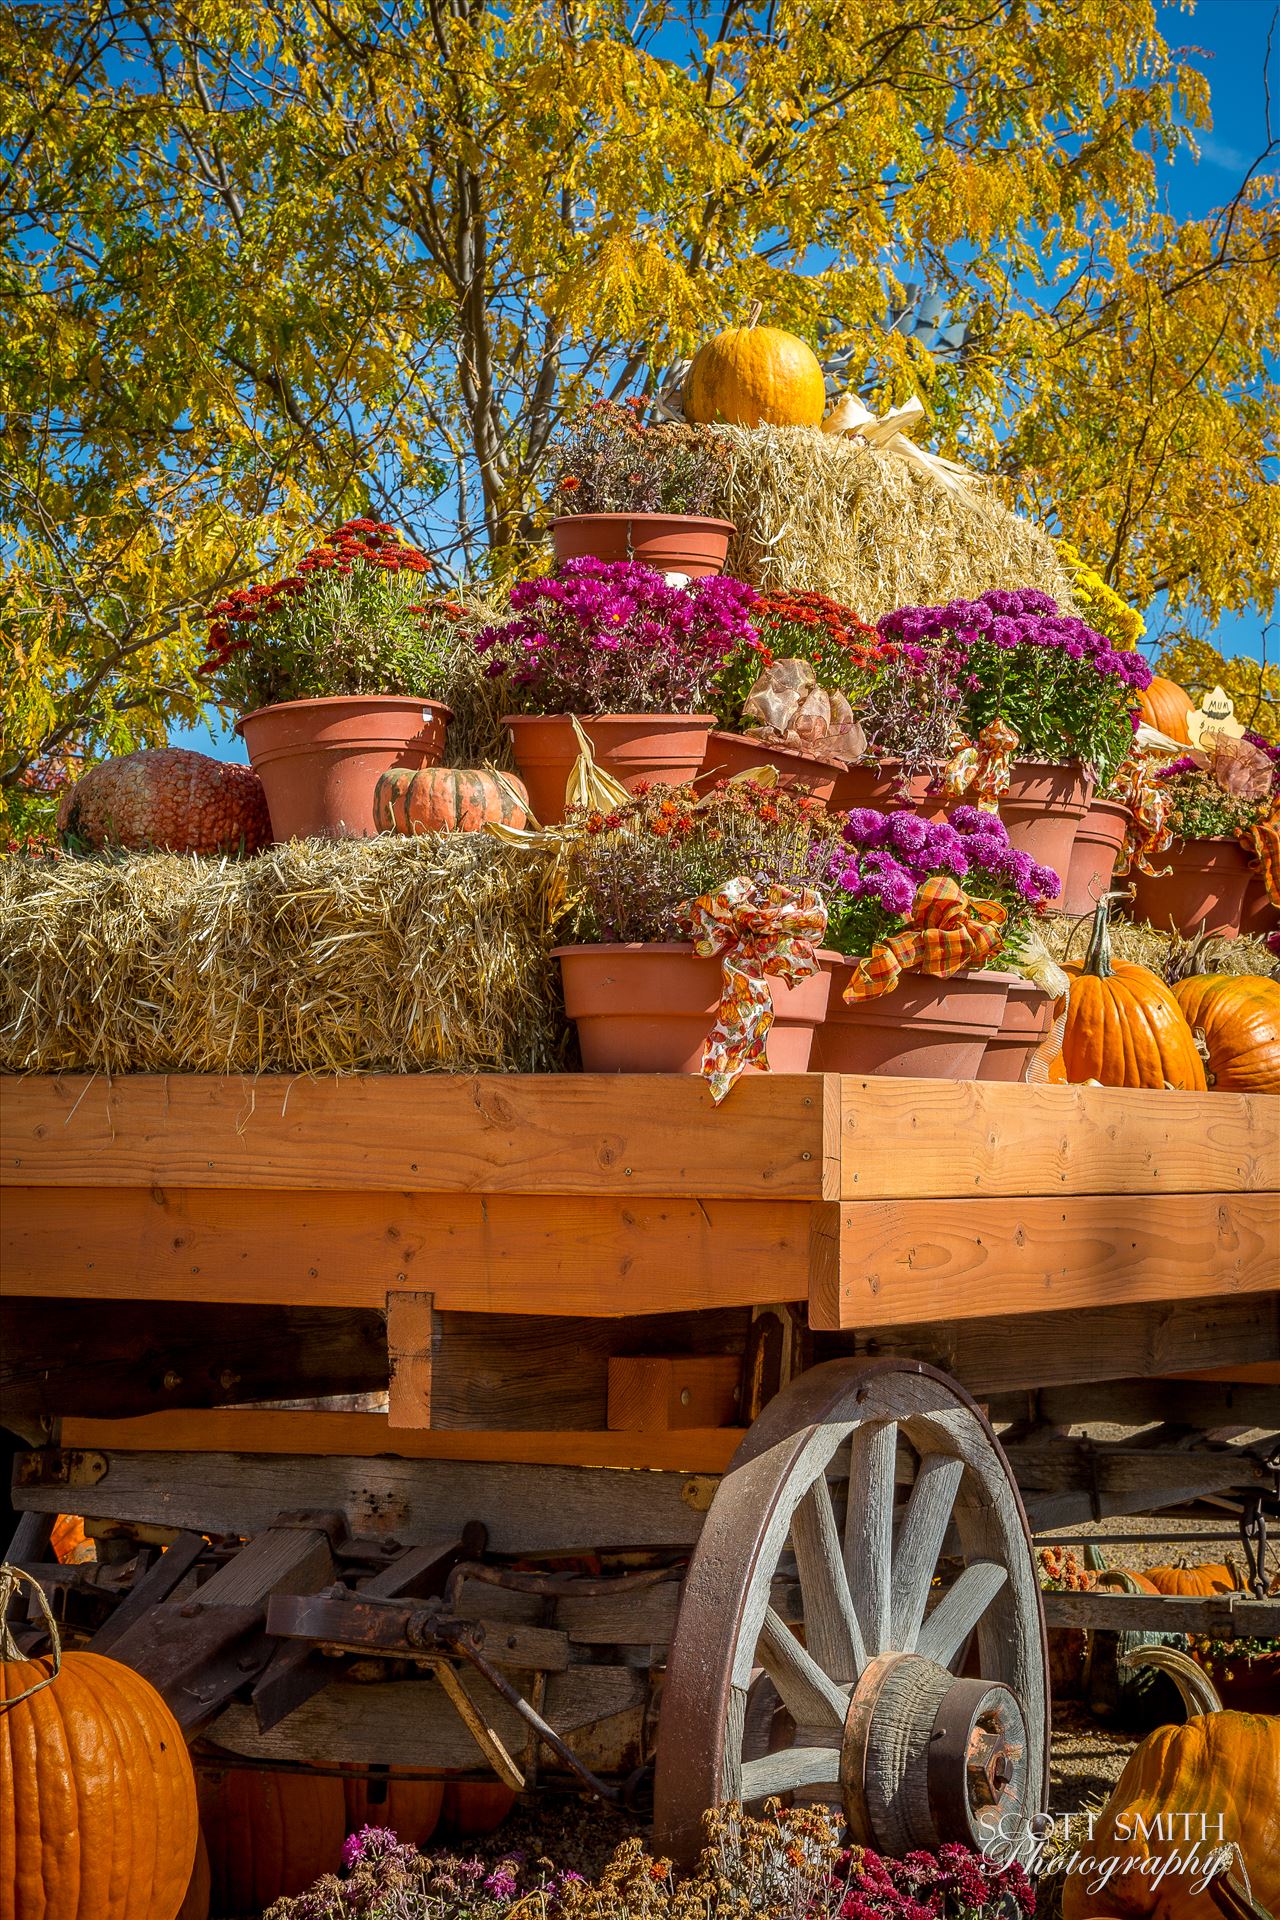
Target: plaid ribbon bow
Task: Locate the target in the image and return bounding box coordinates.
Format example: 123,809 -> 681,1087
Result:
678,877 -> 828,1105
842,874 -> 1007,1002
1111,754 -> 1173,878
1238,797 -> 1280,907
942,717 -> 1021,812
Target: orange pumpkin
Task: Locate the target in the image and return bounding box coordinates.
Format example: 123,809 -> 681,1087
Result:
177,1831 -> 210,1920
1146,1561 -> 1239,1597
1,1562 -> 199,1920
343,1769 -> 444,1845
1171,972 -> 1280,1093
1059,897 -> 1206,1090
199,1765 -> 345,1915
1061,1647 -> 1280,1920
374,766 -> 530,835
441,1781 -> 518,1836
683,319 -> 826,428
1135,675 -> 1195,743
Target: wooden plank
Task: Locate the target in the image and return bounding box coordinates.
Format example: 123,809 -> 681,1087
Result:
1171,1363 -> 1280,1385
0,1073 -> 825,1198
1042,1591 -> 1280,1636
984,1379 -> 1280,1429
818,1293 -> 1280,1393
387,1291 -> 434,1430
810,1193 -> 1279,1330
11,1448 -> 712,1551
606,1356 -> 741,1431
838,1079 -> 1279,1199
2,1186 -> 810,1313
55,1411 -> 744,1471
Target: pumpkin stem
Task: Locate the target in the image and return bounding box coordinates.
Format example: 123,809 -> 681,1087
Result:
0,1561 -> 62,1701
1164,926 -> 1218,987
746,300 -> 763,329
1118,1641 -> 1224,1715
1081,891 -> 1130,980
1205,1863 -> 1276,1920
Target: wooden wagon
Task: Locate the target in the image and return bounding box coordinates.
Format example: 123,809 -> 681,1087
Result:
3,1071 -> 1278,1863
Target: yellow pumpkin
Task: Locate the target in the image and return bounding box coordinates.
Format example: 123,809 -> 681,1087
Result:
0,1562 -> 199,1920
683,320 -> 826,428
1059,897 -> 1206,1090
1135,675 -> 1195,743
1172,972 -> 1280,1093
1061,1647 -> 1280,1920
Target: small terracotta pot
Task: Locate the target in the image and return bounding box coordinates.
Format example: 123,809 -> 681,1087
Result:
1060,797 -> 1131,916
551,513 -> 735,577
504,713 -> 714,824
1128,836 -> 1254,939
555,941 -> 832,1074
976,976 -> 1055,1082
812,962 -> 1008,1079
696,731 -> 842,804
828,760 -> 943,817
996,761 -> 1094,895
1239,871 -> 1279,939
237,696 -> 450,841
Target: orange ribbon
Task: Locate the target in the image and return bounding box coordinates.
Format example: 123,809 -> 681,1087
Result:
1238,797 -> 1280,907
1111,754 -> 1173,878
942,717 -> 1020,812
841,874 -> 1007,1002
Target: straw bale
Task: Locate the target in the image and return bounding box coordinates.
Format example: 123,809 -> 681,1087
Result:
1041,910 -> 1277,978
668,425 -> 1074,619
0,837 -> 568,1076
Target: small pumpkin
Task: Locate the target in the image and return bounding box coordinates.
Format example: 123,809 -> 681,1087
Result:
440,1780 -> 518,1836
1135,675 -> 1195,744
199,1764 -> 345,1915
1058,895 -> 1206,1090
374,765 -> 530,835
1170,970 -> 1280,1094
683,313 -> 826,429
343,1768 -> 444,1845
1060,1646 -> 1280,1920
0,1561 -> 199,1920
1146,1561 -> 1240,1598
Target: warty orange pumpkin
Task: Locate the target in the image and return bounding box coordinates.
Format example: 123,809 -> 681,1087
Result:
1058,896 -> 1206,1090
1170,971 -> 1280,1093
0,1562 -> 199,1920
343,1768 -> 444,1845
683,311 -> 826,429
1135,675 -> 1195,744
199,1764 -> 345,1914
1060,1646 -> 1279,1920
374,765 -> 529,836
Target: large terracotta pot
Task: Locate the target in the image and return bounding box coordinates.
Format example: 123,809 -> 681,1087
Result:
238,695 -> 449,841
1128,836 -> 1254,938
1061,797 -> 1131,916
976,976 -> 1055,1082
554,941 -> 832,1073
829,759 -> 943,816
812,963 -> 1008,1078
696,730 -> 842,803
995,760 -> 1094,890
1239,870 -> 1279,939
504,713 -> 714,824
551,512 -> 734,577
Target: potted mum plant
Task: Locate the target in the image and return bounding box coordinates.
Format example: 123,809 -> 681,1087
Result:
876,588 -> 1154,882
556,781 -> 833,1079
476,558 -> 757,822
200,519 -> 452,840
1129,733 -> 1278,938
548,400 -> 735,575
813,805 -> 1061,1079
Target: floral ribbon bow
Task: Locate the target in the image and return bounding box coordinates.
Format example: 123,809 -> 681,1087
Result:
942,717 -> 1021,812
1238,796 -> 1280,907
678,877 -> 828,1105
842,875 -> 1007,1002
1111,754 -> 1173,878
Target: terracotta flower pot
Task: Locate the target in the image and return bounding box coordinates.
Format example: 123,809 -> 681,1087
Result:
1128,836 -> 1254,938
828,760 -> 943,817
976,976 -> 1055,1082
504,713 -> 714,824
554,941 -> 832,1074
696,730 -> 842,803
1239,870 -> 1279,939
1060,796 -> 1131,917
996,761 -> 1094,892
812,962 -> 1008,1078
551,513 -> 735,577
238,695 -> 449,841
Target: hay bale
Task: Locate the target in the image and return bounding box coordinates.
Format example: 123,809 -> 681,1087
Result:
0,838 -> 568,1076
1041,910 -> 1277,978
673,426 -> 1074,618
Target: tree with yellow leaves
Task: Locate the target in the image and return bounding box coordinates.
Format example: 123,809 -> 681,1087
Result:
3,0 -> 1276,817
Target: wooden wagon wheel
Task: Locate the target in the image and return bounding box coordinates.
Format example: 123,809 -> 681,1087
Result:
653,1358 -> 1048,1865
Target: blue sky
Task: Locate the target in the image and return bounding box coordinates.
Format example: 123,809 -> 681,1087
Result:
174,0 -> 1278,761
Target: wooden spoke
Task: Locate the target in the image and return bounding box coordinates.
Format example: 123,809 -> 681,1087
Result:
741,1746 -> 843,1802
890,1452 -> 964,1652
756,1608 -> 847,1729
915,1559 -> 1008,1668
791,1476 -> 865,1683
844,1420 -> 896,1658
